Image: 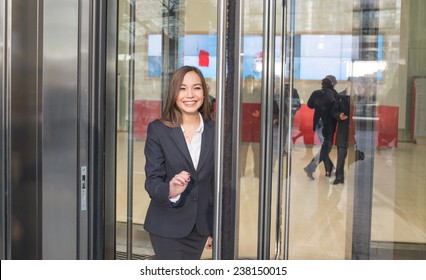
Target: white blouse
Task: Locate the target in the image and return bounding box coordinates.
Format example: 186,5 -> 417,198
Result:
181,113 -> 204,170
170,114 -> 204,203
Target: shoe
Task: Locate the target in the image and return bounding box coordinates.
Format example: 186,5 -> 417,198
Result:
303,166 -> 315,180
325,171 -> 332,177
333,179 -> 344,185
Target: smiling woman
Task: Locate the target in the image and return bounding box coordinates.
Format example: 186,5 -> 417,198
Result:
177,71 -> 206,143
177,72 -> 204,113
162,66 -> 212,127
143,66 -> 215,260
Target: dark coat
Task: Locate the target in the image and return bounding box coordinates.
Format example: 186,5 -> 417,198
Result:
307,88 -> 336,135
332,90 -> 352,148
284,85 -> 301,118
143,118 -> 215,238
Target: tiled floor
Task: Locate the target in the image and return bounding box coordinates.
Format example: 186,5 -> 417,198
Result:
116,131 -> 426,259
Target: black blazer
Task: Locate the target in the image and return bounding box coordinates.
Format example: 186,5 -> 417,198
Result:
332,91 -> 351,148
143,118 -> 215,238
307,88 -> 336,134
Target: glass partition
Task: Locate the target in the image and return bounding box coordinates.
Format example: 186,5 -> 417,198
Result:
287,0 -> 426,259
236,0 -> 263,259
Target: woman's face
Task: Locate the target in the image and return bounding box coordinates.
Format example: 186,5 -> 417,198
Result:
176,71 -> 204,116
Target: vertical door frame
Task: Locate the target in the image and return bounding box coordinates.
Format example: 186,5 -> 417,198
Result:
213,0 -> 227,259
103,0 -> 118,260
281,0 -> 296,261
0,0 -> 11,260
257,0 -> 276,260
230,0 -> 243,259
78,0 -> 93,260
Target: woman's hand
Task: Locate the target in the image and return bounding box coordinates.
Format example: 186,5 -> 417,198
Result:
168,171 -> 191,199
205,236 -> 213,249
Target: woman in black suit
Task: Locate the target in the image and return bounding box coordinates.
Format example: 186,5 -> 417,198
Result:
144,66 -> 214,259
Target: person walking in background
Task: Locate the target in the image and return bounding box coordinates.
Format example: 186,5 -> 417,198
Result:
144,66 -> 214,259
284,82 -> 301,149
325,75 -> 338,96
332,77 -> 365,184
331,77 -> 352,185
303,77 -> 337,180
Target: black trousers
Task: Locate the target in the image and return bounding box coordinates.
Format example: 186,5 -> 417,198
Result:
306,128 -> 335,173
149,226 -> 208,260
335,146 -> 348,180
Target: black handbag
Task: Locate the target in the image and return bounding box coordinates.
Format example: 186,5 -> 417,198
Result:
355,149 -> 365,161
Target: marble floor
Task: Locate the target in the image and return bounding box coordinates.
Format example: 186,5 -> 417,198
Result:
115,131 -> 426,260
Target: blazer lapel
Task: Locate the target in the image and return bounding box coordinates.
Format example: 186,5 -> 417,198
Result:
170,127 -> 195,172
196,120 -> 214,172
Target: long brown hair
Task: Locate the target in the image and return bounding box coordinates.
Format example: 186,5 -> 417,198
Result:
161,66 -> 212,127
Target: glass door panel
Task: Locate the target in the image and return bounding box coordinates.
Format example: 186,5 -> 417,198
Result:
287,0 -> 426,259
236,0 -> 284,260
236,0 -> 264,259
116,0 -> 217,259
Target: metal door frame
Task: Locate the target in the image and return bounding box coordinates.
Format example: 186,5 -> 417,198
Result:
103,0 -> 118,259
215,0 -> 294,260
251,0 -> 295,260
0,0 -> 105,259
0,0 -> 11,260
